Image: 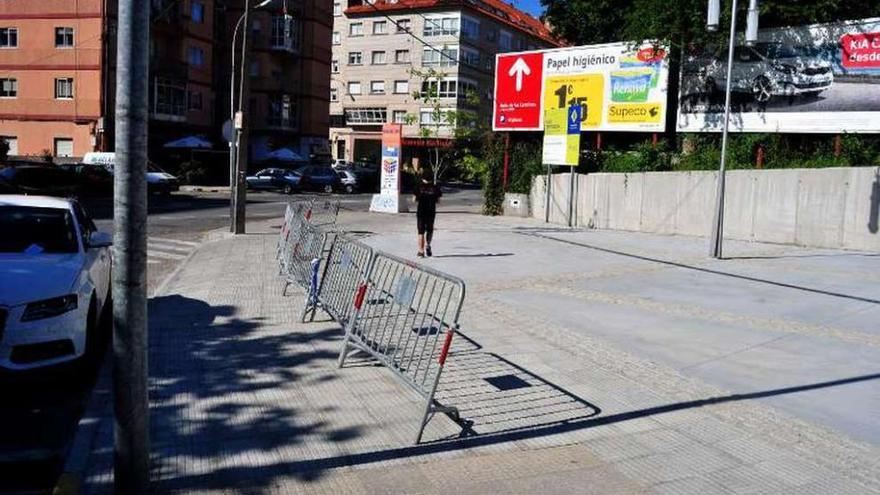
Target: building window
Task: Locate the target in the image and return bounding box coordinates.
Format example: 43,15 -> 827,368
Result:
333,2 -> 341,15
394,49 -> 410,64
458,79 -> 479,100
54,138 -> 74,157
251,19 -> 262,38
424,16 -> 458,36
55,78 -> 74,99
348,51 -> 362,65
190,1 -> 205,23
331,59 -> 339,73
420,108 -> 453,126
332,31 -> 341,44
393,80 -> 409,94
271,16 -> 299,51
249,60 -> 260,77
422,46 -> 458,67
188,90 -> 202,110
461,46 -> 480,67
187,46 -> 205,66
330,88 -> 338,102
344,108 -> 387,124
370,81 -> 385,94
392,110 -> 407,124
485,29 -> 496,42
371,51 -> 386,65
0,136 -> 17,155
0,78 -> 18,98
462,17 -> 479,39
0,28 -> 18,48
373,20 -> 387,35
396,19 -> 411,33
499,30 -> 512,51
55,27 -> 75,48
154,78 -> 186,116
347,81 -> 361,95
421,79 -> 457,98
349,23 -> 363,37
268,94 -> 294,127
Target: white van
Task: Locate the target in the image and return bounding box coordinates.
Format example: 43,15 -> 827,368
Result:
82,152 -> 179,194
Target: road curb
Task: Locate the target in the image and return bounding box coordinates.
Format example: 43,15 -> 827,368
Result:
179,185 -> 230,193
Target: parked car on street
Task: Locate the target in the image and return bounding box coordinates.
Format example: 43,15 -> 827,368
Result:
246,168 -> 301,194
0,196 -> 112,371
336,169 -> 359,194
57,163 -> 114,198
0,165 -> 81,198
82,152 -> 179,195
296,165 -> 340,193
699,42 -> 834,103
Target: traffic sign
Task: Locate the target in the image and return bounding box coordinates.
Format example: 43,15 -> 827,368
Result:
493,52 -> 545,131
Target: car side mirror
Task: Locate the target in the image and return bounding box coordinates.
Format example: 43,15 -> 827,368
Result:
88,231 -> 113,249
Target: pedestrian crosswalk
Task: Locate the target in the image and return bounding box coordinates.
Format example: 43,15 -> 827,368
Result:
147,237 -> 199,265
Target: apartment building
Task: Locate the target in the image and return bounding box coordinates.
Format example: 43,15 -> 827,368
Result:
0,0 -> 331,164
329,0 -> 558,164
219,0 -> 332,162
0,0 -> 113,158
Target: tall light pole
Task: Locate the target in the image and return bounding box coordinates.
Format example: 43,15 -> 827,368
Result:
113,0 -> 150,492
707,0 -> 759,259
230,0 -> 272,233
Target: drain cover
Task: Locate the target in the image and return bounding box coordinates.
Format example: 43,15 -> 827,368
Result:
484,374 -> 532,391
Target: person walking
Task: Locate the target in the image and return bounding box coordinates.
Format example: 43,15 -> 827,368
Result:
414,169 -> 442,258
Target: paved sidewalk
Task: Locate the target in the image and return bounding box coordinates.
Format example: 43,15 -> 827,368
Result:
80,204 -> 880,494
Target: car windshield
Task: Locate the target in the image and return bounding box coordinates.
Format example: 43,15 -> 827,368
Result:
755,43 -> 818,59
0,205 -> 79,254
148,163 -> 166,173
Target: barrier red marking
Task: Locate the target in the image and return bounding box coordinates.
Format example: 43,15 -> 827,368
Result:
353,284 -> 368,310
305,209 -> 312,220
438,330 -> 454,365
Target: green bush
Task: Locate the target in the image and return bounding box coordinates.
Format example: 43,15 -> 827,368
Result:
481,137 -> 505,215
507,141 -> 544,194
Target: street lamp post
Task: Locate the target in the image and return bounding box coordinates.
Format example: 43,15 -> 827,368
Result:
229,0 -> 272,234
707,0 -> 759,259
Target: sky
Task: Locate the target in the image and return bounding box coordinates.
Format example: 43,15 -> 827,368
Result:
511,0 -> 545,18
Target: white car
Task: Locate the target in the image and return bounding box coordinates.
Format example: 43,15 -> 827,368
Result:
0,196 -> 112,371
700,42 -> 834,103
82,152 -> 180,195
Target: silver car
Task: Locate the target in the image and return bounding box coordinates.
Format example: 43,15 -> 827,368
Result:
700,43 -> 834,103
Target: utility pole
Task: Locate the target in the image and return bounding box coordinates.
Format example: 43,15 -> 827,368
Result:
232,0 -> 252,234
113,0 -> 150,492
707,0 -> 760,259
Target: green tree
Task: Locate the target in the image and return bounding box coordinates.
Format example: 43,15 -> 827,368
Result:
406,66 -> 487,182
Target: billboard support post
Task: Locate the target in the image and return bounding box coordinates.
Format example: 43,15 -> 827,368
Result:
503,133 -> 510,190
709,0 -> 740,260
834,135 -> 842,157
545,163 -> 551,223
568,166 -> 576,227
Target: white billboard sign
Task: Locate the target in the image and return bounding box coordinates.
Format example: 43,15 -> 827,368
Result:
677,17 -> 880,133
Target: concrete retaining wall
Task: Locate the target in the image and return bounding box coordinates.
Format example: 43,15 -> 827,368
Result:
531,167 -> 880,252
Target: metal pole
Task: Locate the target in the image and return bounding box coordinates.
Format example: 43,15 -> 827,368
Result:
233,0 -> 251,234
568,166 -> 575,227
544,163 -> 551,223
502,133 -> 510,190
709,0 -> 739,259
229,14 -> 246,225
113,0 -> 150,492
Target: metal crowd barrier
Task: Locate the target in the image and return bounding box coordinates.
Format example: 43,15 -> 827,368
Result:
301,233 -> 374,326
276,200 -> 311,266
282,220 -> 328,296
337,252 -> 467,444
307,198 -> 341,229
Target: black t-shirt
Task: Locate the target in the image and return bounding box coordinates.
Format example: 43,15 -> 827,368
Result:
415,183 -> 442,216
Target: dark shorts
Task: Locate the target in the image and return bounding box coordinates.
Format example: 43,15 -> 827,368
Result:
417,212 -> 435,235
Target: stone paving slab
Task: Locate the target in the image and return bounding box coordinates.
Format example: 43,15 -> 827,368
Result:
79,207 -> 880,494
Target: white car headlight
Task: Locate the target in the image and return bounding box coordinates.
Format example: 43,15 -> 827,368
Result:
21,294 -> 78,322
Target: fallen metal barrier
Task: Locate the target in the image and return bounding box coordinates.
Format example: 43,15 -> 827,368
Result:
276,200 -> 312,268
307,198 -> 341,229
301,233 -> 374,326
337,252 -> 466,444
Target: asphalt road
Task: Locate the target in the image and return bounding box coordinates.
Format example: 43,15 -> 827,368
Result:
0,184 -> 482,494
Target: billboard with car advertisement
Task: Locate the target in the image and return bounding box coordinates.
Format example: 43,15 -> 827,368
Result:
493,42 -> 671,132
677,17 -> 880,133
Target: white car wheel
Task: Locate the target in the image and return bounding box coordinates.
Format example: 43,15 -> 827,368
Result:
752,77 -> 773,103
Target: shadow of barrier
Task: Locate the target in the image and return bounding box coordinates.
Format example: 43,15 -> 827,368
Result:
275,202 -> 597,445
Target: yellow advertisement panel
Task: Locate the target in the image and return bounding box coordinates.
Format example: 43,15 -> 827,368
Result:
607,103 -> 663,124
542,74 -> 604,130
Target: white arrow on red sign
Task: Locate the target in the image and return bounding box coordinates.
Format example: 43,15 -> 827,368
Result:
508,57 -> 531,92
